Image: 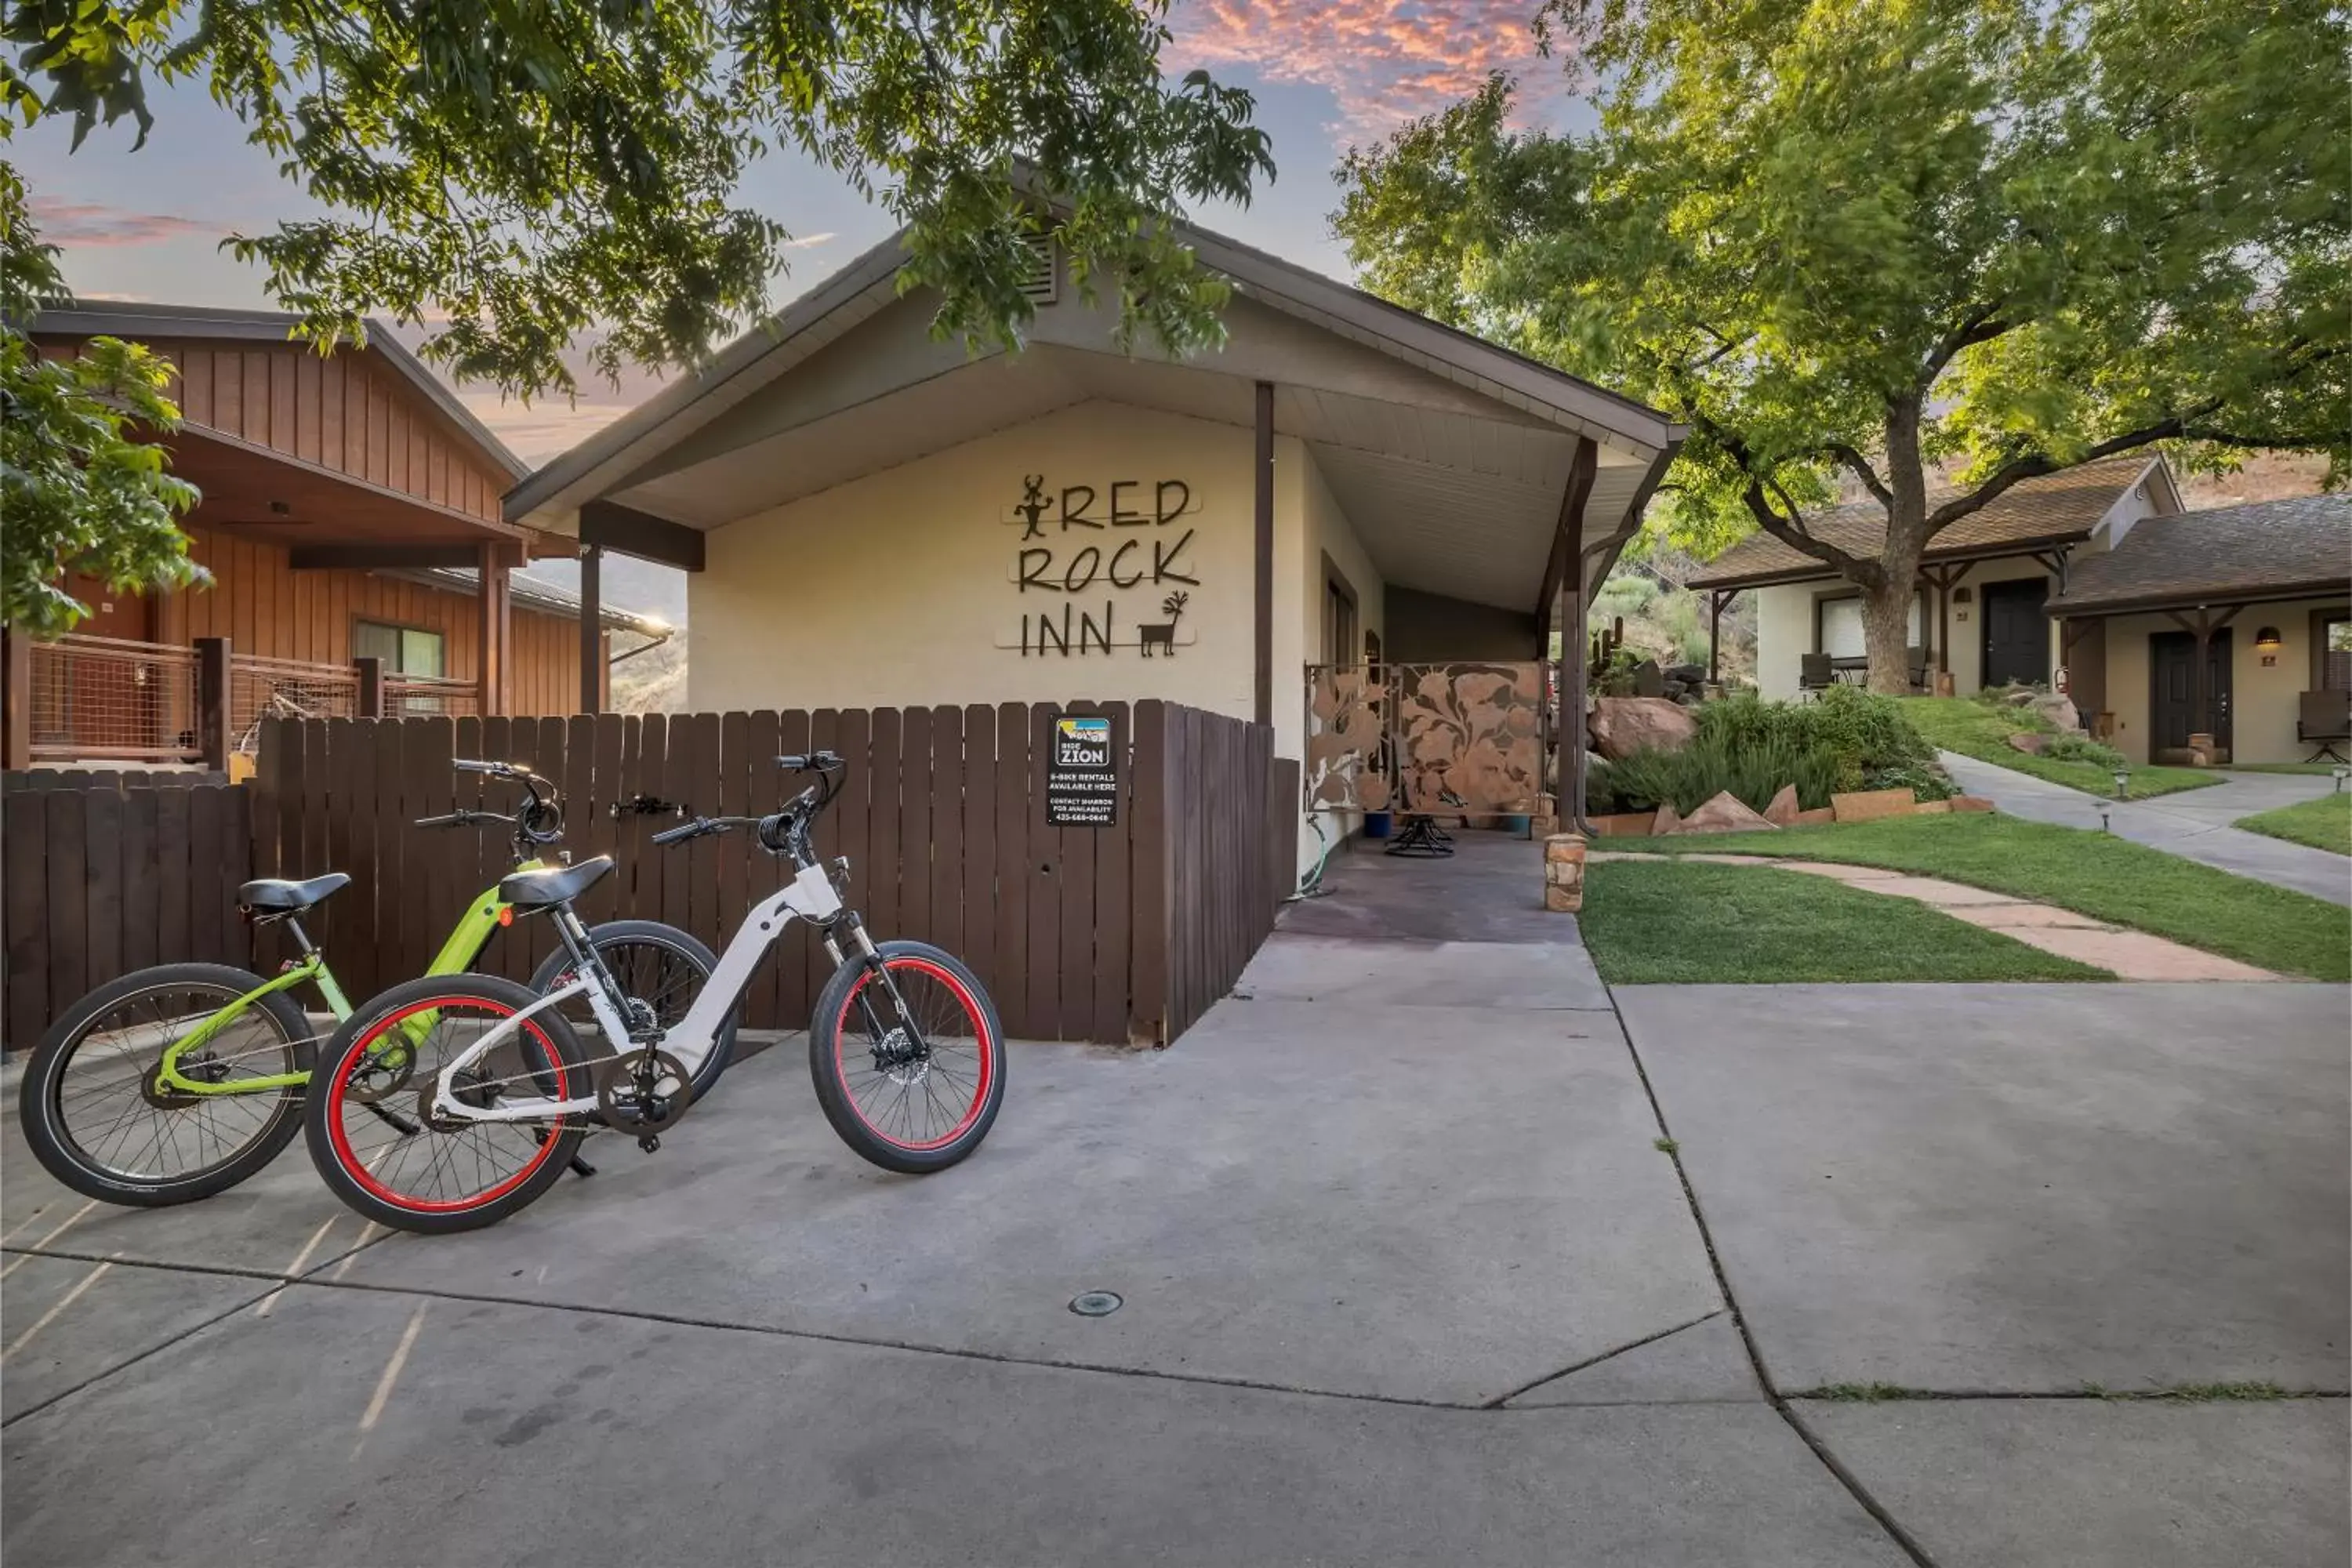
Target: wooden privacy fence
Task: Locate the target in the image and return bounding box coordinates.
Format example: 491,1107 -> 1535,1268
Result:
244,701 -> 1296,1047
2,771 -> 253,1047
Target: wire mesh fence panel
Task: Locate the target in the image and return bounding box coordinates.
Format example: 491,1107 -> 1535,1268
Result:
383,677 -> 481,720
230,655 -> 359,756
27,636 -> 202,762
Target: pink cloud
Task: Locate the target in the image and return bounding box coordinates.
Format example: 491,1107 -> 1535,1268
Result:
1168,0 -> 1567,140
27,198 -> 214,248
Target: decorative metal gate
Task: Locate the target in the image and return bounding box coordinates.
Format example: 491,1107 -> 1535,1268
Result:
1305,661 -> 1548,815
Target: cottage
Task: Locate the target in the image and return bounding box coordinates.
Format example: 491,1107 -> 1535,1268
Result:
1688,456 -> 2183,699
508,219 -> 1685,864
2045,494 -> 2351,765
1,303 -> 666,769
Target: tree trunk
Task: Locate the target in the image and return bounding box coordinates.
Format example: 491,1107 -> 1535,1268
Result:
1860,577 -> 1915,695
1866,396 -> 1929,695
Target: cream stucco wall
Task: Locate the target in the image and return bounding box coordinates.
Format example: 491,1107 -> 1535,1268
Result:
691,400 -> 1258,718
2097,597 -> 2348,764
1749,552 -> 2062,697
689,399 -> 1385,880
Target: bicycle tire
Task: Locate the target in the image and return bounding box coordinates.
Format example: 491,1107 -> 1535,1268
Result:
527,920 -> 738,1098
304,974 -> 591,1236
808,940 -> 1005,1174
18,964 -> 315,1207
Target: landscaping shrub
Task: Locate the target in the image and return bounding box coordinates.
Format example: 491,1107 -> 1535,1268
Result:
1590,686 -> 1948,815
1593,727 -> 1844,815
2042,733 -> 2126,769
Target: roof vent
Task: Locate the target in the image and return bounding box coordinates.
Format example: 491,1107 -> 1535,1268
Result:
1018,234 -> 1058,306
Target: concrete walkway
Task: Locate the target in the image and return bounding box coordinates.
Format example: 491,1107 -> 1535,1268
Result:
3,834 -> 2345,1566
1939,751 -> 2351,906
1590,849 -> 2279,980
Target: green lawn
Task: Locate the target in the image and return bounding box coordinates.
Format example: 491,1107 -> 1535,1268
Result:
1624,814 -> 2351,981
1901,697 -> 2216,799
1581,859 -> 2103,985
2234,794 -> 2352,857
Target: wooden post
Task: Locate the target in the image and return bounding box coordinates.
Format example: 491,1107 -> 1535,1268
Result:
579,543 -> 603,715
1252,381 -> 1274,728
354,655 -> 385,719
477,542 -> 511,717
195,637 -> 231,771
1707,590 -> 1728,684
1,628 -> 30,771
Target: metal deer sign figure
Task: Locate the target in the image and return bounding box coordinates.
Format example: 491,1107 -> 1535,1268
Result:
1139,592 -> 1188,658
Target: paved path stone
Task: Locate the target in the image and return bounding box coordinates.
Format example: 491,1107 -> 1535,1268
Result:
1588,851 -> 2280,979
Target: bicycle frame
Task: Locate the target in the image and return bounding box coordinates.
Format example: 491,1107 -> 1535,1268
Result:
421,859 -> 847,1123
151,865 -> 542,1097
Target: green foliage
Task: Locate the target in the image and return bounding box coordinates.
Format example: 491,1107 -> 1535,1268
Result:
1334,0 -> 2347,689
1580,862 -> 2102,985
1592,645 -> 1646,697
4,0 -> 1276,400
1630,814 -> 2352,982
1595,726 -> 1844,815
1594,686 -> 1946,813
2234,795 -> 2351,857
1904,697 -> 2216,798
2042,734 -> 2127,769
0,166 -> 203,635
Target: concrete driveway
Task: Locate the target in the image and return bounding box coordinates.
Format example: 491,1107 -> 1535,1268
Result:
4,840 -> 2346,1566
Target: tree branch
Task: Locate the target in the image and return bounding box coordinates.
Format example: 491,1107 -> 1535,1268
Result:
1925,408 -> 2218,535
1825,442 -> 1893,510
1922,302 -> 2009,382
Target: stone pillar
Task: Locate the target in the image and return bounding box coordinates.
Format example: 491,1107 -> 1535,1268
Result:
1544,832 -> 1588,913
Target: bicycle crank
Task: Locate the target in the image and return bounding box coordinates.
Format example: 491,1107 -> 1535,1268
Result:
593,1051 -> 694,1145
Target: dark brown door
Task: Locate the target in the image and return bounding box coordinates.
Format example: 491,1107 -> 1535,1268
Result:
59,574 -> 161,755
1981,579 -> 2050,688
2150,629 -> 2232,754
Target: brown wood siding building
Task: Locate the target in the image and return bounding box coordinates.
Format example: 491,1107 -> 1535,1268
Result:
168,525 -> 598,718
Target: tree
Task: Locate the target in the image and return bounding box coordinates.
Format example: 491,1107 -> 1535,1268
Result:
1,165 -> 202,637
1334,0 -> 2347,692
5,2 -> 1273,398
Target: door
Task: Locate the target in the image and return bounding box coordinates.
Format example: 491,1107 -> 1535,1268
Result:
1980,579 -> 2051,688
2150,629 -> 2233,755
54,574 -> 161,755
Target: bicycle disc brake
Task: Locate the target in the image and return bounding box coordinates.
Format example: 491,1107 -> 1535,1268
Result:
594,1051 -> 693,1140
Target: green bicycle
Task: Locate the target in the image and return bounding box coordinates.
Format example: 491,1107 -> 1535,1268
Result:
16,760 -> 729,1207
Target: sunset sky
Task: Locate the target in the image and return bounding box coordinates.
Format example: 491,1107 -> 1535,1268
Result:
7,2 -> 1588,464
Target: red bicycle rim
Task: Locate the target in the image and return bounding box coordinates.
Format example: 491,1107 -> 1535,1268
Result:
834,957 -> 994,1152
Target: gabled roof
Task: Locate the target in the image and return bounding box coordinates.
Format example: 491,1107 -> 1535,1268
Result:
2045,493 -> 2352,615
503,219 -> 1684,525
1687,455 -> 2175,590
25,300 -> 528,482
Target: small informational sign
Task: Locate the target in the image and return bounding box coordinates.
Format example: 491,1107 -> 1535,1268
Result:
1045,713 -> 1118,826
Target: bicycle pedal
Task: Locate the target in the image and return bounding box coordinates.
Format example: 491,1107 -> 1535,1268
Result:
637,1134 -> 660,1154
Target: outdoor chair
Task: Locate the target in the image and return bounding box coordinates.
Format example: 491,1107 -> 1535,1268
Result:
1798,652 -> 1835,700
2296,688 -> 2350,763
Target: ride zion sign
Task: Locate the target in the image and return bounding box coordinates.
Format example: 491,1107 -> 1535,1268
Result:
996,474 -> 1200,658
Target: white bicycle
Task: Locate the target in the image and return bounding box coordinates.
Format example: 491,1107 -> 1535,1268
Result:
302,752 -> 1006,1233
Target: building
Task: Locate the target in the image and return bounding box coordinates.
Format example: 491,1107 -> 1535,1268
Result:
2,303 -> 666,768
2045,494 -> 2351,765
507,215 -> 1686,862
1688,456 -> 2183,699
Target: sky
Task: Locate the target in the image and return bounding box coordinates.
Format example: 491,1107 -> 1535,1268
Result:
6,2 -> 1591,464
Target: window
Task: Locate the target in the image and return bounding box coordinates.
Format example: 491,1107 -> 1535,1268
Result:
1817,594 -> 1920,659
1321,556 -> 1360,666
2321,611 -> 2350,691
354,619 -> 445,677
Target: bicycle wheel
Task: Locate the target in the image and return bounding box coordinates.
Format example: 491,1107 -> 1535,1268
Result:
808,941 -> 1005,1174
528,920 -> 738,1098
18,964 -> 315,1207
304,975 -> 590,1235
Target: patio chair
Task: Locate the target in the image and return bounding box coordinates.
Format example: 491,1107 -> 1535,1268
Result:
1906,646 -> 1927,691
1798,652 -> 1835,700
2296,688 -> 2350,763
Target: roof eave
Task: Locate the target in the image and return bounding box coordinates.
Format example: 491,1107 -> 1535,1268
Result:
2047,577 -> 2352,618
